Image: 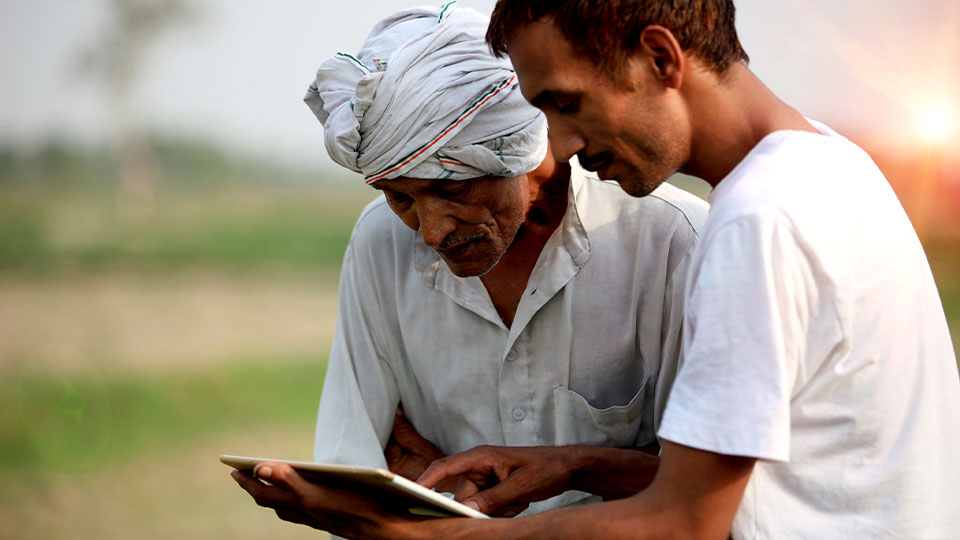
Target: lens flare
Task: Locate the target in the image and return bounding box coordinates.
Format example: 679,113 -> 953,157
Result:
915,102 -> 958,143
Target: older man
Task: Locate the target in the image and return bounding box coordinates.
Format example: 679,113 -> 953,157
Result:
262,0 -> 704,515
235,0 -> 960,538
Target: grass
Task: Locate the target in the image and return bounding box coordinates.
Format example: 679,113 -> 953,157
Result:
0,184 -> 373,274
0,354 -> 327,485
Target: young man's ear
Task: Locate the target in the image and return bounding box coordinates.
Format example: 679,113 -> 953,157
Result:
637,25 -> 685,89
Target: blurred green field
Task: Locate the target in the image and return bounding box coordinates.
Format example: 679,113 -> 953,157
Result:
0,143 -> 374,538
0,143 -> 957,539
1,357 -> 329,539
0,180 -> 366,275
2,356 -> 324,480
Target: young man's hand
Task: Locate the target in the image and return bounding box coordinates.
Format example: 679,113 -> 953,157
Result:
231,461 -> 435,539
417,444 -> 665,516
416,445 -> 580,516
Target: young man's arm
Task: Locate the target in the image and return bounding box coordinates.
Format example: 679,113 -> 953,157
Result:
415,444 -> 660,514
233,440 -> 754,540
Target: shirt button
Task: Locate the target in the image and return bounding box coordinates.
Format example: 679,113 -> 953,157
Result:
505,349 -> 518,362
512,407 -> 526,421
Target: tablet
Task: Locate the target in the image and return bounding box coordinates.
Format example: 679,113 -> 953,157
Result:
220,455 -> 488,519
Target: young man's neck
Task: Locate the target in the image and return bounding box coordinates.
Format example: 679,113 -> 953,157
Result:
683,62 -> 817,187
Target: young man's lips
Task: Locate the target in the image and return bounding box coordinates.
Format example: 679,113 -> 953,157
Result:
598,163 -> 618,180
579,156 -> 612,174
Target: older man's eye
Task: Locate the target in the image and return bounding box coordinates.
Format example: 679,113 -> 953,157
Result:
434,182 -> 469,199
385,192 -> 412,207
442,186 -> 469,198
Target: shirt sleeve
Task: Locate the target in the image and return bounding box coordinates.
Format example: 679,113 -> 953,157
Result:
313,243 -> 400,468
652,245 -> 694,436
658,215 -> 815,462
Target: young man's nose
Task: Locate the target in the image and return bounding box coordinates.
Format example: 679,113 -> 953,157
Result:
546,120 -> 587,163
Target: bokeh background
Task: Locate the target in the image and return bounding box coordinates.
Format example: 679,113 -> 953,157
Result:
1,0 -> 958,538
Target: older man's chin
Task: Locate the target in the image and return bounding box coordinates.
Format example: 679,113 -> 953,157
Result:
439,247 -> 505,278
443,259 -> 499,278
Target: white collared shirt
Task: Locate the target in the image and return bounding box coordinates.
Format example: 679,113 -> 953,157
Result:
314,163 -> 708,512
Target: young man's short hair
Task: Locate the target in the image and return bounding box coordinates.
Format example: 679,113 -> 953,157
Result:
487,0 -> 749,77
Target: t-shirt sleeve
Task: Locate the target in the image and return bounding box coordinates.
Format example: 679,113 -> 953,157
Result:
657,214 -> 815,462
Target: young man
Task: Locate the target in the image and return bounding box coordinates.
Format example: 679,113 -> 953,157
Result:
234,1 -> 960,538
235,0 -> 706,520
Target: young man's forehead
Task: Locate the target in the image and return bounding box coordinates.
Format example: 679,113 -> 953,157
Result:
507,20 -> 600,99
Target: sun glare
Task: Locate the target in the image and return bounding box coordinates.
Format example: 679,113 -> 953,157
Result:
915,102 -> 958,143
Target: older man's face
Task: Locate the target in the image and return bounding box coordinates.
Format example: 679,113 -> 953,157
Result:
505,19 -> 689,197
372,175 -> 528,277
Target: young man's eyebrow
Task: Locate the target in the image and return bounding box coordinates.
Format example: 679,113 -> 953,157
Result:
530,90 -> 554,110
530,89 -> 577,110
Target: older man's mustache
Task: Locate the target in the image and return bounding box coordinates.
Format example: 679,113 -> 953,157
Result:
438,231 -> 488,250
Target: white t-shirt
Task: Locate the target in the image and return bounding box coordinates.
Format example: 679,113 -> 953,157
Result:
658,121 -> 960,539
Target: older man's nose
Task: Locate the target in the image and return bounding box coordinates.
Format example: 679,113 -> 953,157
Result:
416,201 -> 457,248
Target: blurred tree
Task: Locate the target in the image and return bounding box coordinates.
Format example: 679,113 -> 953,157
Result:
79,0 -> 199,216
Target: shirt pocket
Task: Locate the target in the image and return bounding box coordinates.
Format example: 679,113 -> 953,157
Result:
553,377 -> 651,447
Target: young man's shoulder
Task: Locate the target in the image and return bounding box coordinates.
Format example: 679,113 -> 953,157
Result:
706,129 -> 890,232
577,170 -> 709,237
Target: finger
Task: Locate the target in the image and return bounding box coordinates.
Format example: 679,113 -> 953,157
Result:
275,508 -> 312,526
385,436 -> 402,464
453,474 -> 481,502
390,410 -> 440,457
417,454 -> 490,489
461,477 -> 535,516
253,462 -> 315,496
232,470 -> 298,510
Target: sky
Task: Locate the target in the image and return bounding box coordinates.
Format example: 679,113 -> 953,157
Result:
1,0 -> 958,170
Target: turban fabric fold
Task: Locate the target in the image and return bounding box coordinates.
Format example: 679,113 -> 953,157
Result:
305,1 -> 548,183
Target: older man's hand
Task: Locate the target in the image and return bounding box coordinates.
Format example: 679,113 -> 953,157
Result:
385,406 -> 460,494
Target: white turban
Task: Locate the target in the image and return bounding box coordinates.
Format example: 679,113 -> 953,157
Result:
304,1 -> 548,184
